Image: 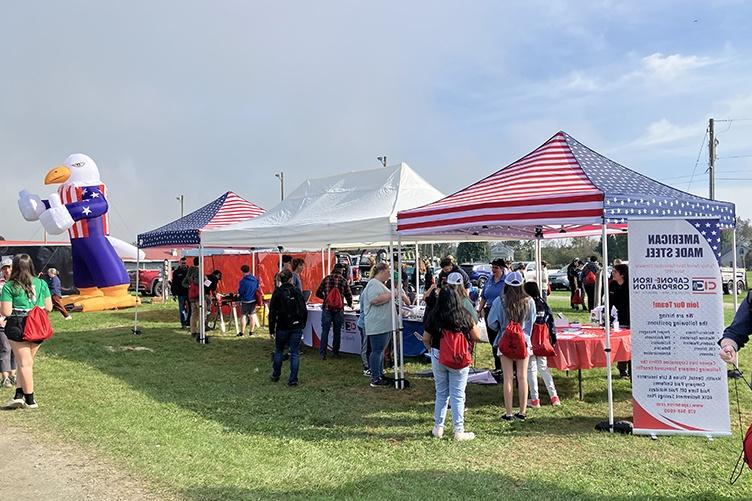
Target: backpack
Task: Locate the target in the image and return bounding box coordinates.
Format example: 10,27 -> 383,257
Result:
23,306 -> 54,342
583,270 -> 596,286
499,321 -> 527,360
438,329 -> 473,370
279,286 -> 306,328
324,284 -> 344,310
531,322 -> 555,357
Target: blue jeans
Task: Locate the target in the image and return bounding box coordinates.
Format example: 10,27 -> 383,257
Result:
368,332 -> 391,383
272,329 -> 303,384
431,348 -> 470,432
320,308 -> 344,355
358,326 -> 371,370
177,295 -> 190,327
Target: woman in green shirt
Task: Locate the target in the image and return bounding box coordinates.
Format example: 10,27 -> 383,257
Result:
0,254 -> 52,410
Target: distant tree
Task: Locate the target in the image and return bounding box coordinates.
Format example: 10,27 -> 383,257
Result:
456,242 -> 491,263
595,234 -> 628,263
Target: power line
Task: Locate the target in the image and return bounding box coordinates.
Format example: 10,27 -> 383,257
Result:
687,127 -> 708,190
718,154 -> 752,160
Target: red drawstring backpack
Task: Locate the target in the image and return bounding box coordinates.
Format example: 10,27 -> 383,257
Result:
499,321 -> 527,360
531,321 -> 555,357
22,306 -> 54,342
439,329 -> 473,370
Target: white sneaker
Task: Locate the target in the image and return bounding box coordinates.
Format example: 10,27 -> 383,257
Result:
432,425 -> 444,438
454,431 -> 476,441
24,401 -> 38,409
64,316 -> 73,320
2,398 -> 25,410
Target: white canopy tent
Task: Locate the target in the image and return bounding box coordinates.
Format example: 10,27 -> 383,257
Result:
203,163 -> 476,389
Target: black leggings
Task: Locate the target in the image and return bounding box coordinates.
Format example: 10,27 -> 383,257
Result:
484,308 -> 501,371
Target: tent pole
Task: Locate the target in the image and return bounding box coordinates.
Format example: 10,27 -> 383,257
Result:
327,244 -> 332,274
321,249 -> 325,279
251,248 -> 256,276
389,238 -> 399,389
198,243 -> 206,344
602,222 -> 614,432
133,245 -> 141,335
535,237 -> 542,287
397,234 -> 404,389
415,242 -> 420,300
733,227 -> 739,311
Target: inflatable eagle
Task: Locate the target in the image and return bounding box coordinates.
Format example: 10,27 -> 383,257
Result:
18,153 -> 139,312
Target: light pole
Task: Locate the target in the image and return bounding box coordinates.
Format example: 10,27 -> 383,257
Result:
275,172 -> 285,201
377,156 -> 387,167
176,195 -> 184,217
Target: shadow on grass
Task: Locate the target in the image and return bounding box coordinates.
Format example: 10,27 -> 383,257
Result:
46,307 -> 634,443
178,469 -> 715,501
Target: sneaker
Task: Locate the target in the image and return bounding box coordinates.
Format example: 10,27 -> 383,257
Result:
64,316 -> 73,320
287,381 -> 298,387
514,412 -> 527,421
362,369 -> 371,377
320,353 -> 327,361
24,401 -> 38,409
370,379 -> 389,388
1,397 -> 25,410
1,377 -> 10,388
270,375 -> 280,383
501,414 -> 514,421
454,431 -> 476,441
432,425 -> 444,438
527,399 -> 541,408
551,395 -> 561,406
236,332 -> 244,337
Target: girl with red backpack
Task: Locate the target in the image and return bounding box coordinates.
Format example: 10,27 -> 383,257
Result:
522,282 -> 560,408
423,286 -> 482,441
487,271 -> 536,421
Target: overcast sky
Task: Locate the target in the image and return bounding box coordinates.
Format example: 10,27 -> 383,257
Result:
2,1 -> 752,243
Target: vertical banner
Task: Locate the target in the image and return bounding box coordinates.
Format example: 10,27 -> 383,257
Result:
628,218 -> 730,436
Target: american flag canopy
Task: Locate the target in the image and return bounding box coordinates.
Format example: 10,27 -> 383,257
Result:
397,131 -> 735,238
137,191 -> 264,248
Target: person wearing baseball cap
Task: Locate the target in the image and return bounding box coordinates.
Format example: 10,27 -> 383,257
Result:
446,272 -> 479,324
0,257 -> 16,388
487,270 -> 536,421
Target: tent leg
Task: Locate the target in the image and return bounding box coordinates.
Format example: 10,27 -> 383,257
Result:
327,245 -> 332,274
132,246 -> 141,335
251,249 -> 256,276
199,243 -> 206,344
535,237 -> 542,286
733,228 -> 739,311
389,239 -> 399,389
321,249 -> 325,279
415,242 -> 420,299
397,235 -> 404,389
602,222 -> 614,432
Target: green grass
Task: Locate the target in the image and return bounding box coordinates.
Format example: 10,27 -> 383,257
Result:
3,292 -> 752,500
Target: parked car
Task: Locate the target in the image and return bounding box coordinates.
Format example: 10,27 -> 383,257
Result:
721,267 -> 747,294
548,266 -> 571,290
128,269 -> 167,296
459,263 -> 492,288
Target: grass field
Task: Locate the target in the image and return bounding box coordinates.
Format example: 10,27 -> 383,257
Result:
3,290 -> 752,500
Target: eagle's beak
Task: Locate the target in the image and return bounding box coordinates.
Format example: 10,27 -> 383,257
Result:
44,165 -> 71,185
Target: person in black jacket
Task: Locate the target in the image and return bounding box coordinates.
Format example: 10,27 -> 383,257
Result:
581,256 -> 600,312
269,269 -> 308,386
566,258 -> 581,310
171,257 -> 190,329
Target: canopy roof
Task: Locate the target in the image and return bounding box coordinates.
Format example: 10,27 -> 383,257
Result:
397,131 -> 735,238
201,163 -> 448,249
137,191 -> 264,248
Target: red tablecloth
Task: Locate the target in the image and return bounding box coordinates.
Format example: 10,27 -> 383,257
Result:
547,326 -> 631,371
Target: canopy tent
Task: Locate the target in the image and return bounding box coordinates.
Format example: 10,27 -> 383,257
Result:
397,131 -> 735,238
202,163 -> 450,389
134,191 -> 265,343
397,130 -> 737,431
201,163 -> 451,249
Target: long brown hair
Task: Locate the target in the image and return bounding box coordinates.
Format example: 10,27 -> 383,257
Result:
503,284 -> 529,323
9,254 -> 36,299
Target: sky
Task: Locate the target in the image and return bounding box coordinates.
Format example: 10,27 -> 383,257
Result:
2,1 -> 752,243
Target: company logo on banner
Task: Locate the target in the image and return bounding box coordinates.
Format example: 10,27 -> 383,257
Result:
628,218 -> 730,437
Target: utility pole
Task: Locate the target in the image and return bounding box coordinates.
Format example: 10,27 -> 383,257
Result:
275,172 -> 285,201
176,195 -> 184,217
708,118 -> 716,200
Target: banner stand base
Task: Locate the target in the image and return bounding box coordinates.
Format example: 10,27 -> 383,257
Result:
595,420 -> 633,434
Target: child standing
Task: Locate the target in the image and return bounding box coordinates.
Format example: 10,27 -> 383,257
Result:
523,282 -> 560,407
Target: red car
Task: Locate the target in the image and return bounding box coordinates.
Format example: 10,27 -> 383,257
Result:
128,269 -> 168,296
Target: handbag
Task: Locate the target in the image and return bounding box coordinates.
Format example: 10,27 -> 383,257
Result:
572,288 -> 583,305
22,306 -> 54,342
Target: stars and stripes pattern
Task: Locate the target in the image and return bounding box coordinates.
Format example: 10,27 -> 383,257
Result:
397,132 -> 604,235
687,219 -> 722,262
59,183 -> 108,239
397,131 -> 736,237
138,191 -> 264,248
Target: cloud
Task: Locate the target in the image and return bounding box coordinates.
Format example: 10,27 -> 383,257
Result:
641,53 -> 715,80
635,118 -> 703,147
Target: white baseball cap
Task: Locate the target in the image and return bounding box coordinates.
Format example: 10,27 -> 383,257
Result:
504,271 -> 524,287
0,257 -> 12,268
446,272 -> 464,285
